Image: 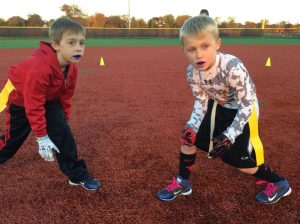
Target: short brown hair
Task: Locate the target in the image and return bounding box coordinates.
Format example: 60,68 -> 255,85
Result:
49,17 -> 86,43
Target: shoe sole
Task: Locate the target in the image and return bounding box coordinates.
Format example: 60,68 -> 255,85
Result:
69,180 -> 100,191
258,187 -> 292,204
158,188 -> 193,201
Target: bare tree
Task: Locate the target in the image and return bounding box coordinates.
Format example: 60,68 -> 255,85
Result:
0,18 -> 6,26
88,13 -> 106,27
244,21 -> 257,28
105,16 -> 124,28
27,14 -> 44,27
175,15 -> 190,28
6,16 -> 26,26
137,19 -> 147,28
162,14 -> 176,28
227,16 -> 238,28
60,4 -> 88,25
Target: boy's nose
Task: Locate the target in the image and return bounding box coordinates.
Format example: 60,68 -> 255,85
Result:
196,50 -> 202,59
76,43 -> 84,51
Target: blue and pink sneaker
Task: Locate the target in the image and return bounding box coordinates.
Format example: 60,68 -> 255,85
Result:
255,178 -> 291,204
157,176 -> 192,201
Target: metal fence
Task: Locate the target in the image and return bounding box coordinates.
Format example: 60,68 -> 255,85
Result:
219,28 -> 300,39
0,27 -> 299,38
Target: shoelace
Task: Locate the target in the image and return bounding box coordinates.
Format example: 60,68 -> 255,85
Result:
165,177 -> 182,192
256,180 -> 279,197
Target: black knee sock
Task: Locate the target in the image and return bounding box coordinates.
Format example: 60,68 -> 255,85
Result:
178,152 -> 196,180
254,164 -> 284,183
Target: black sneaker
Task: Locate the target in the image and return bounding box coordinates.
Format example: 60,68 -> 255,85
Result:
69,177 -> 101,190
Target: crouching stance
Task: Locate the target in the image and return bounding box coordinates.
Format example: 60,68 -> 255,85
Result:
0,17 -> 101,190
157,15 -> 291,204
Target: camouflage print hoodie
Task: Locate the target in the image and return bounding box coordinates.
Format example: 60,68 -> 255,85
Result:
185,52 -> 258,144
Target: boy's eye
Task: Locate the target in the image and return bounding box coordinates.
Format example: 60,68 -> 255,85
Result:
80,41 -> 85,46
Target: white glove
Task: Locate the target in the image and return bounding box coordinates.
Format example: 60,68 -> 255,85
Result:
36,135 -> 60,162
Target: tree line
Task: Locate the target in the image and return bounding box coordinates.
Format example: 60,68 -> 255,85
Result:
0,4 -> 298,29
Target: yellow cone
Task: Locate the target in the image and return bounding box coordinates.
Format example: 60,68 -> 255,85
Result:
265,57 -> 271,67
99,57 -> 105,66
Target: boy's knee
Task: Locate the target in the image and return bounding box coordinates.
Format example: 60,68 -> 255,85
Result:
180,145 -> 197,154
238,167 -> 259,175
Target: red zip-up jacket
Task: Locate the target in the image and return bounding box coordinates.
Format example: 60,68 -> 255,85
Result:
7,41 -> 78,137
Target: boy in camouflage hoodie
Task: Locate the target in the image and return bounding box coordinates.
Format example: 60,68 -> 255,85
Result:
157,15 -> 291,204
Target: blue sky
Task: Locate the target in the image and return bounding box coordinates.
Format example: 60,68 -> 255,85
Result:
0,0 -> 298,24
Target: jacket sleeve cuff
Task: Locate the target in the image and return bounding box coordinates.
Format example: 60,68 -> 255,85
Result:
34,129 -> 48,138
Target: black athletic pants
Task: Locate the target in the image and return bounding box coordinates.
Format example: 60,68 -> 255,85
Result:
0,101 -> 90,182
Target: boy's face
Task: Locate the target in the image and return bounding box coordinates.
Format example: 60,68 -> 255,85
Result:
182,33 -> 221,72
51,31 -> 85,68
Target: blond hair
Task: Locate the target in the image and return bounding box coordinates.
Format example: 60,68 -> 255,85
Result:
179,15 -> 219,44
49,17 -> 86,43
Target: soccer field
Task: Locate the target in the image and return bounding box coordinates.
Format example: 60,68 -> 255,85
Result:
0,40 -> 299,223
0,37 -> 300,48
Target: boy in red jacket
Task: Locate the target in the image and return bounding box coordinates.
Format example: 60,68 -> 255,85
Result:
0,17 -> 101,190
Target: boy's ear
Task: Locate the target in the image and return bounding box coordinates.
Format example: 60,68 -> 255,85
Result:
215,38 -> 221,50
50,41 -> 60,51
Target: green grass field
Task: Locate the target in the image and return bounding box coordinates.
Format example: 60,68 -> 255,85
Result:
0,37 -> 300,48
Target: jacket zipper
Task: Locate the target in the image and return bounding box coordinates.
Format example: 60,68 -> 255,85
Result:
54,77 -> 67,100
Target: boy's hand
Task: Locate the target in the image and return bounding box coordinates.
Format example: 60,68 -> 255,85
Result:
208,134 -> 232,159
181,127 -> 196,147
36,135 -> 60,162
